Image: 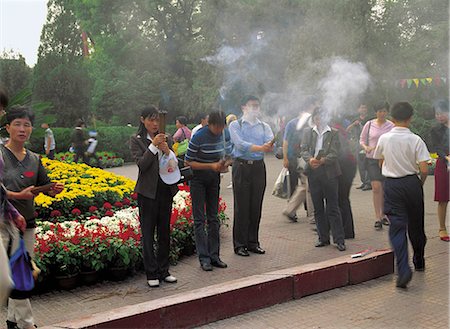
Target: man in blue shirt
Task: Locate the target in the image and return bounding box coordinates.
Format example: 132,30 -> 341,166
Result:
185,111 -> 233,271
229,95 -> 274,257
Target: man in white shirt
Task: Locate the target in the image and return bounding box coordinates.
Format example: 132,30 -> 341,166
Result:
373,102 -> 430,289
191,113 -> 209,137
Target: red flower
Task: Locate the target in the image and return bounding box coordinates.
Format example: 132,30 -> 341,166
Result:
88,206 -> 98,213
50,210 -> 62,217
71,208 -> 82,216
23,171 -> 35,178
104,210 -> 114,217
122,198 -> 131,205
103,202 -> 112,210
131,192 -> 138,200
61,156 -> 65,161
113,201 -> 123,208
89,215 -> 99,220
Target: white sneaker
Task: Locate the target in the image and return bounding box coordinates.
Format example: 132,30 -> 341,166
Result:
163,275 -> 177,283
226,182 -> 233,189
147,279 -> 160,288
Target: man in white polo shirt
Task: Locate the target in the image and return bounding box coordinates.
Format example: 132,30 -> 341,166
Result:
373,102 -> 430,289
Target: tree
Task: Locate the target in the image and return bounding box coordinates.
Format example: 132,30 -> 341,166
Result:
0,52 -> 32,98
33,0 -> 92,127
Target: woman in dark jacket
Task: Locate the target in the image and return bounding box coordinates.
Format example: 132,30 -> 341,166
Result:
129,106 -> 179,287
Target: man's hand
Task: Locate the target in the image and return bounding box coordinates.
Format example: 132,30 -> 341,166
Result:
309,157 -> 321,169
260,142 -> 274,153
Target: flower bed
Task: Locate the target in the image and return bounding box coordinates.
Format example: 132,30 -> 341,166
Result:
53,151 -> 124,168
33,160 -> 228,287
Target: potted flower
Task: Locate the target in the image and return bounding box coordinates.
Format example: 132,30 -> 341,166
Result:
53,241 -> 82,290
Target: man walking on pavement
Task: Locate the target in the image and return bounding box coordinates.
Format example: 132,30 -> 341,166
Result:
282,96 -> 318,222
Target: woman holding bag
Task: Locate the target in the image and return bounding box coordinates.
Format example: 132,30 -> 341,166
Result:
1,106 -> 64,329
130,106 -> 180,288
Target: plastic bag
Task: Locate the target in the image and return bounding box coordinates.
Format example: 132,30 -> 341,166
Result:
9,238 -> 34,292
272,168 -> 291,199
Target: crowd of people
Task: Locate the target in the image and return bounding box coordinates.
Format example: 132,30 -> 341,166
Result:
129,94 -> 448,293
0,85 -> 447,326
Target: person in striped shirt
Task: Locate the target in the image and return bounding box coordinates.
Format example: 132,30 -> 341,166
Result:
185,111 -> 233,271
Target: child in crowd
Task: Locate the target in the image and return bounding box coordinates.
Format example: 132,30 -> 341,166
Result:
373,102 -> 430,289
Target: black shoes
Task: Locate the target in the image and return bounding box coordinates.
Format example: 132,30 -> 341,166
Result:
361,184 -> 372,191
336,243 -> 346,251
283,212 -> 298,222
315,240 -> 330,247
201,263 -> 213,271
6,320 -> 18,329
381,217 -> 390,226
235,247 -> 250,257
374,220 -> 383,230
248,246 -> 266,254
211,259 -> 228,268
356,183 -> 365,189
396,272 -> 412,289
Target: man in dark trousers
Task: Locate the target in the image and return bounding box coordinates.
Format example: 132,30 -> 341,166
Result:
301,107 -> 346,251
185,111 -> 233,271
229,95 -> 274,256
71,119 -> 88,163
373,102 -> 430,289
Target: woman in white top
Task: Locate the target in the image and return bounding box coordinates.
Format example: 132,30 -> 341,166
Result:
360,102 -> 394,230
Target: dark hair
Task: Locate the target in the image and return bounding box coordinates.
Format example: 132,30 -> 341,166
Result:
197,113 -> 208,122
137,105 -> 159,136
240,95 -> 260,107
302,95 -> 319,111
0,87 -> 8,108
6,106 -> 35,125
208,111 -> 226,127
312,106 -> 325,119
433,99 -> 449,114
75,119 -> 85,127
176,115 -> 188,126
374,101 -> 390,112
391,102 -> 414,121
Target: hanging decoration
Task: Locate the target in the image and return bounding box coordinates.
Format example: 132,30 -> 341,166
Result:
396,76 -> 447,88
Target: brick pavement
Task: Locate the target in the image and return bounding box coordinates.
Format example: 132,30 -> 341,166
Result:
1,154 -> 448,328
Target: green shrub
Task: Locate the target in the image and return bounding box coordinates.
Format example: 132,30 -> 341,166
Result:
28,124 -> 197,162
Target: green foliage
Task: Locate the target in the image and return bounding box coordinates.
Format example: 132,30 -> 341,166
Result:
0,55 -> 32,97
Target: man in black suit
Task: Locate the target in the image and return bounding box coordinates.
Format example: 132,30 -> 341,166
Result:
301,108 -> 346,251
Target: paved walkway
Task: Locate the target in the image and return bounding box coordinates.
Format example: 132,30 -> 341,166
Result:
1,155 -> 448,328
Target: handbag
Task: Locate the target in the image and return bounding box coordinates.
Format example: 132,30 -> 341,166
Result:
9,238 -> 35,292
272,167 -> 291,199
178,166 -> 194,183
176,139 -> 189,156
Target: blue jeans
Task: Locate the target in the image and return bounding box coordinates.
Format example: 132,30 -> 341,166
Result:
190,170 -> 221,264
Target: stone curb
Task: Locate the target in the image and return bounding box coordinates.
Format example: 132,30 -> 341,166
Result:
42,250 -> 393,329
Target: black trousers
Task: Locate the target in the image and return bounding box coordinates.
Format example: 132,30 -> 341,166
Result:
384,175 -> 426,276
287,157 -> 299,198
338,159 -> 357,239
308,167 -> 344,245
137,180 -> 173,280
357,152 -> 370,185
232,159 -> 266,250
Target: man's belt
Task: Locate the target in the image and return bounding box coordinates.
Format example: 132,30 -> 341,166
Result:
235,158 -> 264,165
